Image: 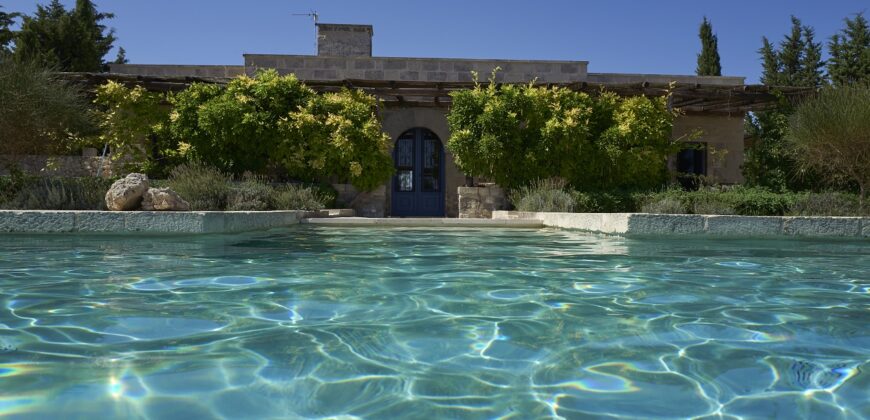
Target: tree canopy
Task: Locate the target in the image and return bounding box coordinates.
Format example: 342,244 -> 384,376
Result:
13,0 -> 116,72
828,13 -> 870,86
0,6 -> 18,56
696,17 -> 722,76
744,16 -> 826,191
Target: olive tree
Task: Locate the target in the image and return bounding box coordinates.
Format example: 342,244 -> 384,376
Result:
788,85 -> 870,206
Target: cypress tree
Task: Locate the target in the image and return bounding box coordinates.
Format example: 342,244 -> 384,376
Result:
696,17 -> 722,76
113,47 -> 127,64
828,13 -> 870,86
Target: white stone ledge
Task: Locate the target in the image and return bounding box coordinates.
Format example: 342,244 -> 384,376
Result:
0,210 -> 309,234
492,211 -> 869,239
302,217 -> 543,228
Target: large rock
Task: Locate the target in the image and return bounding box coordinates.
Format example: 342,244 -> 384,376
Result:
141,187 -> 191,211
105,173 -> 150,211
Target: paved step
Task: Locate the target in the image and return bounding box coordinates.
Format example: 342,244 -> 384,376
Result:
302,217 -> 544,228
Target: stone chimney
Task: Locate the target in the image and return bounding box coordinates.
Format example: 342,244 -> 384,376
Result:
316,24 -> 373,57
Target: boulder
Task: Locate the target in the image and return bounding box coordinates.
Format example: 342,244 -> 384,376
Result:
105,173 -> 150,211
141,187 -> 191,211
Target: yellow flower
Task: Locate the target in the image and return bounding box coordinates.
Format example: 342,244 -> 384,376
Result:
349,162 -> 362,177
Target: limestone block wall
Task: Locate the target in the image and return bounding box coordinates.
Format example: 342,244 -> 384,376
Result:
245,54 -> 588,83
671,113 -> 746,184
0,155 -> 113,177
332,184 -> 386,218
458,186 -> 508,219
317,24 -> 373,57
109,64 -> 245,78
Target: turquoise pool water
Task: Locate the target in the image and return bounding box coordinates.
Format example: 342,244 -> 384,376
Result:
0,227 -> 868,419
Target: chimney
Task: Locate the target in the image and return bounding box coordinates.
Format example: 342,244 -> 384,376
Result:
316,23 -> 373,57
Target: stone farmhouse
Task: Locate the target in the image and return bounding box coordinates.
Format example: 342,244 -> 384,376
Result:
108,23 -> 784,217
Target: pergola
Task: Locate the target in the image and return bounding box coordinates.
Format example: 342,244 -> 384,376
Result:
60,72 -> 816,115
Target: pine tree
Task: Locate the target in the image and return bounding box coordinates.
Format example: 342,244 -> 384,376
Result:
828,13 -> 870,86
113,47 -> 127,64
13,0 -> 116,72
696,17 -> 722,76
0,6 -> 19,56
744,16 -> 826,191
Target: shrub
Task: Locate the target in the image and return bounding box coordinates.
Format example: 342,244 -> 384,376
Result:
273,184 -> 331,211
91,81 -> 174,175
573,190 -> 644,213
0,60 -> 92,157
640,196 -> 689,214
509,178 -> 575,212
790,192 -> 867,217
167,162 -> 231,210
227,173 -> 273,211
446,72 -> 680,189
168,70 -> 393,191
788,85 -> 870,207
1,176 -> 112,210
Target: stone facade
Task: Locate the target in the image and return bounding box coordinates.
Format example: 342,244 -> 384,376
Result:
458,185 -> 509,219
317,24 -> 373,57
0,155 -> 113,177
332,184 -> 386,218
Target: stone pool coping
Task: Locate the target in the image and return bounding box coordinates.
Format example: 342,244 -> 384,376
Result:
0,210 -> 312,234
302,217 -> 543,228
492,211 -> 870,238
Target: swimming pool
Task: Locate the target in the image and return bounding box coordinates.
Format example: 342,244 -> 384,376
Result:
0,227 -> 868,419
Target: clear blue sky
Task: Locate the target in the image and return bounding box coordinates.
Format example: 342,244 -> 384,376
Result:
4,0 -> 867,83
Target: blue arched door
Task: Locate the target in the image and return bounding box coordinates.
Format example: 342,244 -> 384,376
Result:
391,128 -> 445,217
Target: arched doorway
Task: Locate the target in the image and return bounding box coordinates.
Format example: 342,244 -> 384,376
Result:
391,128 -> 445,217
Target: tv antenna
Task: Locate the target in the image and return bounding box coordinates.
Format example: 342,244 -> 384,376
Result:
292,10 -> 319,53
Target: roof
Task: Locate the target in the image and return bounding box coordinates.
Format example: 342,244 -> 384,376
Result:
59,72 -> 814,114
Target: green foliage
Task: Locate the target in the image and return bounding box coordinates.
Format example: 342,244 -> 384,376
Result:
0,175 -> 112,210
227,173 -> 272,211
0,6 -> 19,55
640,196 -> 688,214
639,187 -> 796,216
509,178 -> 575,212
13,0 -> 116,72
0,59 -> 92,157
169,70 -> 392,191
790,192 -> 868,216
697,17 -> 722,76
113,47 -> 127,64
279,88 -> 394,191
170,70 -> 313,174
92,81 -> 173,174
447,73 -> 678,189
273,184 -> 332,211
165,162 -> 333,211
744,16 -> 827,191
572,190 -> 644,213
788,85 -> 870,206
166,161 -> 231,211
828,13 -> 870,86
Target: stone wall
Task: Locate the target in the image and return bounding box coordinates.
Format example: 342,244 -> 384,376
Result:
108,64 -> 245,78
493,211 -> 870,238
245,54 -> 588,83
671,113 -> 746,184
458,185 -> 508,219
332,184 -> 386,217
0,155 -> 113,177
317,24 -> 373,57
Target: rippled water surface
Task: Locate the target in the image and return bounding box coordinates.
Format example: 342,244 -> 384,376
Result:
0,227 -> 868,419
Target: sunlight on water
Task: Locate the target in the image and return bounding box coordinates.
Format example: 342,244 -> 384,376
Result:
0,226 -> 867,419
